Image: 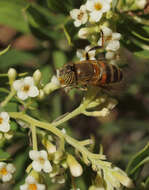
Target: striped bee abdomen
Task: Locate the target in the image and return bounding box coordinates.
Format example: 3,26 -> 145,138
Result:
98,62 -> 123,85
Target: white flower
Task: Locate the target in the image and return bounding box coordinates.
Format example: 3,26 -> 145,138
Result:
77,46 -> 96,61
86,0 -> 111,22
20,175 -> 45,190
98,26 -> 121,52
0,162 -> 15,182
29,150 -> 52,173
13,76 -> 39,100
0,112 -> 10,133
70,5 -> 88,27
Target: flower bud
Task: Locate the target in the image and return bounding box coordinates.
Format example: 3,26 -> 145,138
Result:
43,75 -> 60,95
67,154 -> 83,177
8,68 -> 17,84
78,28 -> 89,39
42,138 -> 56,154
33,69 -> 42,85
53,151 -> 63,164
4,132 -> 13,140
136,0 -> 147,9
38,89 -> 45,100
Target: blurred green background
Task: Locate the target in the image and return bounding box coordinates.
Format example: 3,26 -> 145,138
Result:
0,0 -> 149,189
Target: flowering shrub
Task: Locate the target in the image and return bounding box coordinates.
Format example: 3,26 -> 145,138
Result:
0,0 -> 149,190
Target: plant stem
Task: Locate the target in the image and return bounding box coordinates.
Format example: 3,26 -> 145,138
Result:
9,111 -> 105,161
31,125 -> 38,150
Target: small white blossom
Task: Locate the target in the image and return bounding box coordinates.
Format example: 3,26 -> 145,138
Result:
98,26 -> 121,52
0,112 -> 10,133
77,46 -> 96,61
86,0 -> 111,22
0,162 -> 15,182
29,150 -> 52,173
70,5 -> 88,27
20,175 -> 45,190
13,76 -> 39,100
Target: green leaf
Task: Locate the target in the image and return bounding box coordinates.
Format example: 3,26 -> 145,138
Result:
0,0 -> 29,33
134,50 -> 149,59
126,143 -> 149,178
53,51 -> 67,69
47,0 -> 73,14
0,49 -> 35,69
0,149 -> 10,161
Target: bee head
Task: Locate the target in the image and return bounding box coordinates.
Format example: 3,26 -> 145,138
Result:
58,63 -> 76,86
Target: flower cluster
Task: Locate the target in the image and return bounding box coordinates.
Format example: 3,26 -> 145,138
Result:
0,162 -> 15,182
70,0 -> 121,65
70,0 -> 112,27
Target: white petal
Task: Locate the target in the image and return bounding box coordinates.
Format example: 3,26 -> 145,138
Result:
80,5 -> 87,11
17,91 -> 28,100
24,77 -> 34,86
0,162 -> 6,169
0,122 -> 10,132
51,75 -> 60,86
0,112 -> 9,122
20,184 -> 28,190
26,175 -> 37,184
28,86 -> 39,98
70,9 -> 80,19
32,161 -> 42,172
29,150 -> 40,160
37,184 -> 46,190
90,11 -> 102,22
2,173 -> 12,182
74,20 -> 81,27
7,164 -> 15,173
86,0 -> 94,11
43,160 -> 52,173
106,40 -> 120,51
112,33 -> 121,40
102,1 -> 111,12
39,150 -> 48,159
13,79 -> 24,91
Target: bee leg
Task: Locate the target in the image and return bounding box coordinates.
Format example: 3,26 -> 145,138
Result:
85,30 -> 104,60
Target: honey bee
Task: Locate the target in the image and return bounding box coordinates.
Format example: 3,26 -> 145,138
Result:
58,60 -> 123,88
58,32 -> 123,89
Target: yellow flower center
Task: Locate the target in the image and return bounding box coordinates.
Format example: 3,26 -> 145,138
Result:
94,2 -> 102,11
77,11 -> 84,20
0,167 -> 8,175
22,85 -> 30,92
29,184 -> 37,190
0,117 -> 3,124
39,157 -> 45,165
